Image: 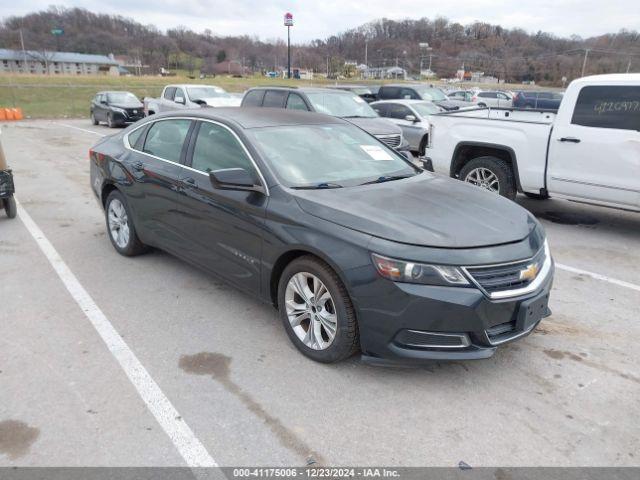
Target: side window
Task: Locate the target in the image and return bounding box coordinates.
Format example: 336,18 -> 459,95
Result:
371,103 -> 388,117
538,92 -> 552,99
497,93 -> 509,100
286,93 -> 308,111
243,90 -> 265,107
388,104 -> 412,120
163,87 -> 176,100
174,88 -> 186,103
127,126 -> 146,150
263,90 -> 287,108
191,122 -> 255,174
571,85 -> 640,131
143,119 -> 192,163
400,88 -> 418,100
379,87 -> 399,99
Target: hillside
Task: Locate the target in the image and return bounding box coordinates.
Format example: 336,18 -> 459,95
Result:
1,6 -> 639,84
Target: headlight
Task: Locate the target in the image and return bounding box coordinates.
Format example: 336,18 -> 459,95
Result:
371,253 -> 469,286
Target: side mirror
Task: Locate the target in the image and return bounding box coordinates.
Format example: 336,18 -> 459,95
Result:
175,96 -> 185,105
209,168 -> 264,193
100,100 -> 108,105
405,114 -> 418,123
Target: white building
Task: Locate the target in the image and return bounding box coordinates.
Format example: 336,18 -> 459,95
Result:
0,49 -> 119,75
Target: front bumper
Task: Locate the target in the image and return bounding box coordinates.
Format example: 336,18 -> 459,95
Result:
354,262 -> 554,364
112,111 -> 144,124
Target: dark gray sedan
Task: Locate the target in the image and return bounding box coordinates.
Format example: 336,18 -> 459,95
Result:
90,108 -> 554,364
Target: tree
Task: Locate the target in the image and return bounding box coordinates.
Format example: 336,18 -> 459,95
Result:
216,49 -> 227,63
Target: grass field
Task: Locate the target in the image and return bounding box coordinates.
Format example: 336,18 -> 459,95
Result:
0,73 -> 549,119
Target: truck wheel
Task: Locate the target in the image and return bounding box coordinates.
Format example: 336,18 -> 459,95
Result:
3,196 -> 17,218
459,156 -> 517,200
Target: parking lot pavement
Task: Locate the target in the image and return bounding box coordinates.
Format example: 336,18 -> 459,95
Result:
1,119 -> 639,467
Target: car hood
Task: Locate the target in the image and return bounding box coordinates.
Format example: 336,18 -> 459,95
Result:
341,117 -> 402,136
111,102 -> 144,109
293,174 -> 536,248
199,96 -> 242,107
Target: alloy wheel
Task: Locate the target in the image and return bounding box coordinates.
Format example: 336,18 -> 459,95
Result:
285,272 -> 337,350
107,199 -> 130,249
464,167 -> 500,193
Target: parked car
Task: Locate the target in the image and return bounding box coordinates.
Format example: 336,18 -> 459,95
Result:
328,85 -> 377,102
241,87 -> 408,150
377,84 -> 469,110
425,74 -> 640,211
512,91 -> 563,110
447,90 -> 475,102
90,108 -> 554,364
144,84 -> 241,115
472,91 -> 514,108
90,91 -> 144,128
371,100 -> 443,155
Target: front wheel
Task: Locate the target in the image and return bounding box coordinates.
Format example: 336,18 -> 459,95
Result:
459,156 -> 517,200
91,112 -> 99,125
105,190 -> 147,256
524,191 -> 549,200
3,196 -> 16,218
278,256 -> 359,363
106,113 -> 116,128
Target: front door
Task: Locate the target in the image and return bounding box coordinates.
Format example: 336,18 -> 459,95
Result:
547,84 -> 640,208
174,120 -> 267,295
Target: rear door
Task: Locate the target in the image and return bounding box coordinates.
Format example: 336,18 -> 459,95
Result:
174,120 -> 267,294
124,118 -> 194,248
547,84 -> 640,208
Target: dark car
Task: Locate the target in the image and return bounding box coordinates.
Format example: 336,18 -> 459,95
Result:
512,91 -> 563,110
91,91 -> 144,128
90,108 -> 554,365
328,85 -> 377,102
377,84 -> 468,111
241,87 -> 408,150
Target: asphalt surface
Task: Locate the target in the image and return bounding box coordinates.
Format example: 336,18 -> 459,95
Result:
0,119 -> 639,467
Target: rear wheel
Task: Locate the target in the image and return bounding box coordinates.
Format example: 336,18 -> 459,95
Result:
278,256 -> 359,363
3,196 -> 16,218
105,190 -> 147,256
459,156 -> 517,200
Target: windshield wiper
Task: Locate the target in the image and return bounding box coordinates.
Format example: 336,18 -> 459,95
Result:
342,115 -> 376,119
291,182 -> 344,190
359,174 -> 416,186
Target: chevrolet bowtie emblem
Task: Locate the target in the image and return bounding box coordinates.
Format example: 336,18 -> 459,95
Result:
519,263 -> 539,281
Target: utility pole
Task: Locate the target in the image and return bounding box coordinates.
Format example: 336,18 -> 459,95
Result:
284,13 -> 293,79
581,48 -> 590,77
627,60 -> 632,73
364,39 -> 368,67
19,28 -> 27,74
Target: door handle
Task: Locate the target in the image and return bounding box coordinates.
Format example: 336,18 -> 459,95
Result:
132,160 -> 145,171
558,137 -> 581,143
182,177 -> 197,187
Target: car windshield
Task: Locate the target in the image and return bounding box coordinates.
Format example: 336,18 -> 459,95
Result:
349,87 -> 373,95
413,87 -> 448,101
305,92 -> 378,118
186,87 -> 231,100
248,124 -> 416,188
106,92 -> 138,103
411,102 -> 443,116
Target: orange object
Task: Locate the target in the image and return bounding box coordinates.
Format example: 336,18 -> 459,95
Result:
3,109 -> 14,120
0,109 -> 6,121
12,108 -> 23,120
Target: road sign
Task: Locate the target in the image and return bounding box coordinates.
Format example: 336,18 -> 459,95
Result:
284,13 -> 293,27
51,28 -> 64,35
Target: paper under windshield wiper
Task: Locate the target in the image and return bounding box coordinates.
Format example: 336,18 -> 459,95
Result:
291,182 -> 344,190
359,174 -> 415,185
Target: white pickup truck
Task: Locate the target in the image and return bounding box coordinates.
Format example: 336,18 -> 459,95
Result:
144,84 -> 241,115
425,74 -> 640,212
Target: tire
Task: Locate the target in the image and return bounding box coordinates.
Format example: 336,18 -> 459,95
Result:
524,191 -> 549,200
106,113 -> 116,128
459,156 -> 517,200
277,255 -> 359,363
3,196 -> 16,219
418,135 -> 429,157
478,103 -> 487,108
104,190 -> 147,256
91,112 -> 99,125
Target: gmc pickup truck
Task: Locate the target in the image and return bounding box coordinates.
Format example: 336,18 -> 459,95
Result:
425,74 -> 640,212
144,84 -> 241,115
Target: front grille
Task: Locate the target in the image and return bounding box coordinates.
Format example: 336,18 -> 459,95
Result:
375,133 -> 401,148
125,108 -> 142,117
394,330 -> 470,349
466,246 -> 546,295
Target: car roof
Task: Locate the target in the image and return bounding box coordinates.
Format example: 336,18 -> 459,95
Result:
371,99 -> 434,105
149,107 -> 344,129
248,86 -> 352,95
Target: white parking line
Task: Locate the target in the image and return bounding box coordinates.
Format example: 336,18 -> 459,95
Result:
56,122 -> 106,137
556,263 -> 640,293
15,199 -> 218,468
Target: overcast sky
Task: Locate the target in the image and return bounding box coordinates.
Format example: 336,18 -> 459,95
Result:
1,1 -> 638,42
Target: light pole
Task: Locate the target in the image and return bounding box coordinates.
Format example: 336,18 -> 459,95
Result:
284,12 -> 293,79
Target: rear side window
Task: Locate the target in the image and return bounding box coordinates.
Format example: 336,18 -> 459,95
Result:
127,126 -> 146,150
243,90 -> 265,107
379,87 -> 400,99
143,119 -> 192,163
286,93 -> 308,111
400,88 -> 419,100
163,87 -> 176,100
371,103 -> 388,116
263,90 -> 287,108
191,122 -> 255,173
571,85 -> 640,131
